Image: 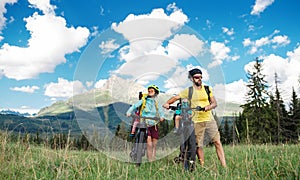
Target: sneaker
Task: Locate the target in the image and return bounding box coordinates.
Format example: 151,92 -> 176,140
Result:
129,133 -> 135,137
173,128 -> 179,134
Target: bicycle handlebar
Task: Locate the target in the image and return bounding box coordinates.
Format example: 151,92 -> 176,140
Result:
129,114 -> 161,121
169,105 -> 205,111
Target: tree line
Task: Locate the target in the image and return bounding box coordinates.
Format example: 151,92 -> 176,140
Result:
220,57 -> 299,145
2,57 -> 299,149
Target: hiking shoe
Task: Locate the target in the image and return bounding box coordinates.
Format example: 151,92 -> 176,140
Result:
173,128 -> 179,134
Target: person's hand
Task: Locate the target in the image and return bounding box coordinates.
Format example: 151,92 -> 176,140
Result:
126,113 -> 131,117
162,103 -> 170,109
204,105 -> 212,112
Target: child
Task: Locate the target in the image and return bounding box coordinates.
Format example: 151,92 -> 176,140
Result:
173,98 -> 192,134
129,111 -> 140,136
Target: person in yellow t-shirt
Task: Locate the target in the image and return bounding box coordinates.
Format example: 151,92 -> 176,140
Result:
163,68 -> 226,167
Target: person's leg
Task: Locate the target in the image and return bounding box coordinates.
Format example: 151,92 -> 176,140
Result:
173,115 -> 181,133
147,136 -> 153,161
131,120 -> 138,134
213,139 -> 227,167
196,147 -> 204,166
175,115 -> 180,129
151,138 -> 158,161
194,122 -> 206,166
206,117 -> 227,167
151,125 -> 159,161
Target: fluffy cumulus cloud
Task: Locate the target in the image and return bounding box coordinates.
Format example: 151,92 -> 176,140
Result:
0,0 -> 90,80
243,30 -> 290,54
209,41 -> 230,67
110,4 -> 211,85
166,34 -> 205,60
10,85 -> 40,93
214,79 -> 247,104
244,45 -> 300,103
251,0 -> 275,16
44,78 -> 87,98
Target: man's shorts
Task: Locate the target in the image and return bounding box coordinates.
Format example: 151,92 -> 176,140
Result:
147,126 -> 159,139
194,118 -> 220,148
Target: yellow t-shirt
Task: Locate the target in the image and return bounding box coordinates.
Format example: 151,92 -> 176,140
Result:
179,85 -> 213,123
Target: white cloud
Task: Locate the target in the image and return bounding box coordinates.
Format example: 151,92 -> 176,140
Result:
166,34 -> 205,60
222,27 -> 234,36
110,5 -> 201,85
251,0 -> 275,16
0,0 -> 17,32
243,32 -> 290,54
94,79 -> 107,89
255,37 -> 270,47
0,1 -> 90,80
99,39 -> 120,54
44,78 -> 87,98
244,46 -> 300,104
271,35 -> 290,48
209,41 -> 230,67
112,7 -> 188,42
28,0 -> 56,15
243,38 -> 252,47
214,79 -> 247,104
10,85 -> 40,93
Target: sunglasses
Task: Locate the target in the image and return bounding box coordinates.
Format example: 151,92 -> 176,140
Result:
193,76 -> 202,79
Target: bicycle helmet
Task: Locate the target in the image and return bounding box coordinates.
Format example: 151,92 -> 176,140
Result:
147,85 -> 160,95
188,68 -> 202,78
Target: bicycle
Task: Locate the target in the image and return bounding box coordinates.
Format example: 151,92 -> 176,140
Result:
129,114 -> 160,166
169,103 -> 204,172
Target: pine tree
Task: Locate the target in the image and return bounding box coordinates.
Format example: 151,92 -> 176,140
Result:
223,117 -> 231,144
241,57 -> 271,143
267,73 -> 288,143
286,88 -> 300,143
236,112 -> 246,143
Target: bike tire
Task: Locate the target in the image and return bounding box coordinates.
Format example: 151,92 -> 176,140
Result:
183,128 -> 196,171
187,129 -> 196,171
136,131 -> 145,166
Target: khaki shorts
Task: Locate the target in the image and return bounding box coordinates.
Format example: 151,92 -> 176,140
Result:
194,118 -> 220,148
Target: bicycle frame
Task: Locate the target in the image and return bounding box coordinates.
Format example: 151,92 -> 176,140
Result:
129,115 -> 160,166
170,105 -> 204,171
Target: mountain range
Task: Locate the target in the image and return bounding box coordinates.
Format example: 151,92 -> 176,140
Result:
1,76 -> 242,135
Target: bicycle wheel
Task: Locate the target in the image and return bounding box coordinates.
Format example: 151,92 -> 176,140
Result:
183,128 -> 196,171
187,129 -> 196,171
136,130 -> 145,166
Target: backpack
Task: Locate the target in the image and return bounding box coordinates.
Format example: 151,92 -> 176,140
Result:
187,85 -> 211,106
137,91 -> 159,117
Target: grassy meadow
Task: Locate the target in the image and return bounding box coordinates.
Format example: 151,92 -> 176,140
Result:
0,133 -> 299,180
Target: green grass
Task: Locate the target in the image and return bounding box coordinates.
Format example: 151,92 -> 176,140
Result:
0,133 -> 299,179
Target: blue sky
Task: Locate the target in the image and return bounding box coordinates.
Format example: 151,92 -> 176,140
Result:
1,0 -> 300,114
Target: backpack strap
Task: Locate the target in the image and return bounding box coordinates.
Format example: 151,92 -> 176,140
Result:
204,85 -> 211,103
188,85 -> 211,105
188,86 -> 193,106
138,94 -> 148,116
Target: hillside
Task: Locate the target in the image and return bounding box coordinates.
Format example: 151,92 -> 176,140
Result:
10,76 -> 243,136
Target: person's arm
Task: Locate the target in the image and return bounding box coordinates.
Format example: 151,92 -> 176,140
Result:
158,103 -> 165,122
126,100 -> 142,116
205,96 -> 217,111
163,95 -> 181,109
